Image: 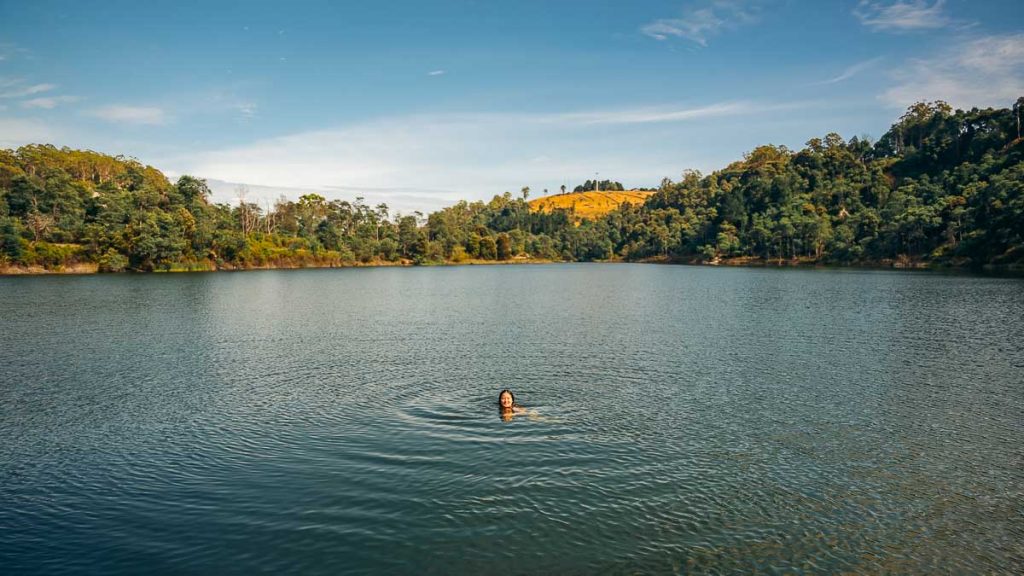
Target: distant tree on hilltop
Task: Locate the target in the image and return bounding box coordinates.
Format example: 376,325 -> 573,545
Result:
573,179 -> 624,193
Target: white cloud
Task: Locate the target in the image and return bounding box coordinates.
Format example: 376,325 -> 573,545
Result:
0,44 -> 29,62
0,79 -> 56,99
854,1 -> 952,31
88,105 -> 168,125
159,99 -> 807,214
881,34 -> 1024,109
200,178 -> 462,214
165,86 -> 262,122
546,101 -> 774,125
428,70 -> 446,76
20,95 -> 80,109
641,1 -> 759,46
236,102 -> 257,120
956,34 -> 1024,75
814,57 -> 884,85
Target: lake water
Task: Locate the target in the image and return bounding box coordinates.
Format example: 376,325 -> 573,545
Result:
1,264 -> 1022,574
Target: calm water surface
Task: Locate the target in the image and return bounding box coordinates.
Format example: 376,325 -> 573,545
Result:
1,264 -> 1022,574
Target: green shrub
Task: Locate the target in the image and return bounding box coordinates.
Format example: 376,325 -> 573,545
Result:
98,248 -> 129,272
22,241 -> 86,268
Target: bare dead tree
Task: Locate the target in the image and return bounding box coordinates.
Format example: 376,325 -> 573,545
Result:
236,185 -> 259,236
264,198 -> 276,234
27,197 -> 53,242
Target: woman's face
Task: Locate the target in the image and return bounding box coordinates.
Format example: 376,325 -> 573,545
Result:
499,391 -> 513,409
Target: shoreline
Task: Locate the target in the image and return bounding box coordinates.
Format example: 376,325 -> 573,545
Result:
0,256 -> 558,276
642,255 -> 1024,275
3,256 -> 1021,277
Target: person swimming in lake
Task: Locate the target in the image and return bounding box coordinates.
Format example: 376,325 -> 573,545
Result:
498,389 -> 527,421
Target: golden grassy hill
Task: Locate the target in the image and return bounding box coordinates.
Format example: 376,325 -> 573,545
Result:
528,190 -> 654,221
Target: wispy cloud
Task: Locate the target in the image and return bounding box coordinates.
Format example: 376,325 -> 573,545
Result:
236,102 -> 257,120
0,43 -> 30,62
540,101 -> 762,125
0,79 -> 56,99
427,70 -> 446,76
881,34 -> 1024,109
87,105 -> 168,125
79,87 -> 260,128
199,178 -> 463,214
854,1 -> 953,31
641,0 -> 760,46
160,98 -> 810,214
814,57 -> 884,85
172,86 -> 262,123
20,95 -> 80,109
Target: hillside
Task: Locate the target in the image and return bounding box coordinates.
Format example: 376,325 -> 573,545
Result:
3,100 -> 1022,273
528,190 -> 654,221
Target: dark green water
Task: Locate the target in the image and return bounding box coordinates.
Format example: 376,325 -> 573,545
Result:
1,264 -> 1022,574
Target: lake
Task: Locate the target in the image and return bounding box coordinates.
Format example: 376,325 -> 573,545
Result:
1,264 -> 1022,574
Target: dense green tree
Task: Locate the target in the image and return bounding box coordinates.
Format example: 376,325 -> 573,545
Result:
573,179 -> 625,193
496,233 -> 512,260
1,98 -> 1022,273
478,235 -> 497,260
0,217 -> 23,260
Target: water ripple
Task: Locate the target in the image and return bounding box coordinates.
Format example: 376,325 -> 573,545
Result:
1,266 -> 1022,574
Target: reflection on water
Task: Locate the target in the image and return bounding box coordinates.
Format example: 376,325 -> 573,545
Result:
1,265 -> 1022,574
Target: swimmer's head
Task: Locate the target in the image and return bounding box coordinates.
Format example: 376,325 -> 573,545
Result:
498,389 -> 515,409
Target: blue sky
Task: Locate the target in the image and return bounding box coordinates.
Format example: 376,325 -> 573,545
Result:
1,0 -> 1022,212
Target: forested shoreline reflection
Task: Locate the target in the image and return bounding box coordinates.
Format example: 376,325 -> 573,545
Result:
1,98 -> 1022,273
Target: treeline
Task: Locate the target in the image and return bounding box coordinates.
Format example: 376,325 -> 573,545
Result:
0,145 -> 582,270
624,99 -> 1024,266
1,98 -> 1022,272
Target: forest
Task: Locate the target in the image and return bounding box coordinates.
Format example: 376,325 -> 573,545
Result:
1,98 -> 1022,273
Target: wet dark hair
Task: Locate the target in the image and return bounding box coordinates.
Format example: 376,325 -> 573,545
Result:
497,389 -> 515,407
